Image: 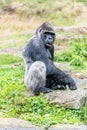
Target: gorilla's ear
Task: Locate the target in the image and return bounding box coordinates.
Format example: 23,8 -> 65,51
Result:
35,26 -> 42,37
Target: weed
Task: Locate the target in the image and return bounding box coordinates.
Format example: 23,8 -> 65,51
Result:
54,37 -> 87,67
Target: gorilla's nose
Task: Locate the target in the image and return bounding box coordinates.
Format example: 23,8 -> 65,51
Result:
48,37 -> 53,42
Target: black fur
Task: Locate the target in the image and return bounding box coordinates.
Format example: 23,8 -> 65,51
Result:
22,22 -> 77,95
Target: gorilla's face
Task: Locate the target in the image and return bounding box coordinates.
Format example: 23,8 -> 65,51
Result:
35,22 -> 56,48
42,31 -> 55,48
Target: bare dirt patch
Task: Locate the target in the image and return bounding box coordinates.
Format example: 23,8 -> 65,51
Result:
76,5 -> 87,25
0,48 -> 23,55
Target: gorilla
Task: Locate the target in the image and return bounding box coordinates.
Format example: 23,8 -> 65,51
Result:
22,22 -> 77,95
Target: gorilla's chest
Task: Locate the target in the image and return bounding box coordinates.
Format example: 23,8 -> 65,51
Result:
46,50 -> 52,60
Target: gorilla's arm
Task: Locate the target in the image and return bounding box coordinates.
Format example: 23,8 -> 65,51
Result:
49,46 -> 54,61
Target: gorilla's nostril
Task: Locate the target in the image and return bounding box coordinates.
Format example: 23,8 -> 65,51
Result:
48,38 -> 53,41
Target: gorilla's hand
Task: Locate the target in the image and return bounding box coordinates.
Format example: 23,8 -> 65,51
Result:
58,74 -> 77,90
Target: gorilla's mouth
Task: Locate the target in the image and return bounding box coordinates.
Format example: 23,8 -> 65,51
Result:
46,43 -> 52,47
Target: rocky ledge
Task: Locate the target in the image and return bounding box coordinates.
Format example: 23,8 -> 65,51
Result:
45,88 -> 86,109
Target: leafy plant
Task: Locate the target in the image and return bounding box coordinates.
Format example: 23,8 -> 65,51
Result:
54,37 -> 87,67
70,55 -> 84,66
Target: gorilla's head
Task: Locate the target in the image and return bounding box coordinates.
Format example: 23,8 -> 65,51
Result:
36,22 -> 56,48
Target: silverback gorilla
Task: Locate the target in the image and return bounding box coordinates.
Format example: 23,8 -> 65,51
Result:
22,22 -> 77,95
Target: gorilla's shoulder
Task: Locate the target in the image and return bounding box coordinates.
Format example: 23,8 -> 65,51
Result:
27,35 -> 41,44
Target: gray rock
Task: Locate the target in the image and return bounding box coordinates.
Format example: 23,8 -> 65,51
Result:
8,128 -> 27,130
74,78 -> 87,89
0,118 -> 42,130
45,88 -> 86,109
48,124 -> 87,130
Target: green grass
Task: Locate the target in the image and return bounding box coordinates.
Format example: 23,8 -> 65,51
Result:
0,54 -> 87,129
77,0 -> 87,4
0,54 -> 22,65
54,37 -> 87,68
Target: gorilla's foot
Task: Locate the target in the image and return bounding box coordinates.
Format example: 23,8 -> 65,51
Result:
56,85 -> 66,90
50,85 -> 65,90
50,85 -> 58,90
33,87 -> 52,95
39,87 -> 53,93
69,84 -> 77,90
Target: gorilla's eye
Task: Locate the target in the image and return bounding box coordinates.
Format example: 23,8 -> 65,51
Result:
39,29 -> 42,32
44,34 -> 47,39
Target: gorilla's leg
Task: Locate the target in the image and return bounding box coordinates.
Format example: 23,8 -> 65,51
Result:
49,74 -> 76,90
24,61 -> 52,95
46,75 -> 66,90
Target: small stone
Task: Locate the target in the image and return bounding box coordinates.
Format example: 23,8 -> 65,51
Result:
0,118 -> 42,130
45,88 -> 86,109
48,124 -> 87,130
